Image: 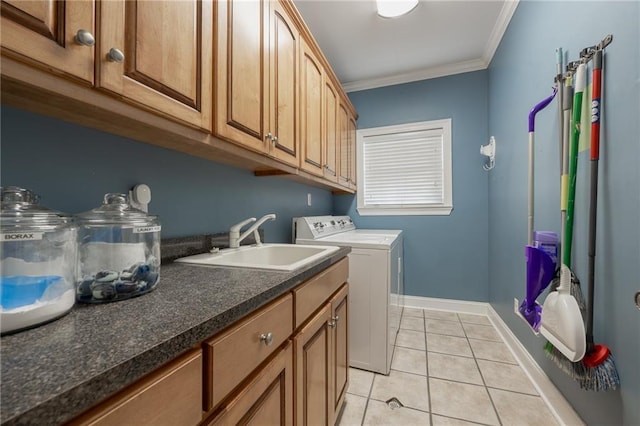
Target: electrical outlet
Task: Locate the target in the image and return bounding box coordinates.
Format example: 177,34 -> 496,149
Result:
513,298 -> 519,314
307,193 -> 312,207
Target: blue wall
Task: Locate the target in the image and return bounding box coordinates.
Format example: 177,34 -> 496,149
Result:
334,70 -> 490,301
488,1 -> 639,425
0,106 -> 333,241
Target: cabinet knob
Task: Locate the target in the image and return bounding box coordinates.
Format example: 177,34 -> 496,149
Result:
259,332 -> 274,346
328,319 -> 337,328
272,136 -> 278,144
75,29 -> 95,47
107,48 -> 125,63
332,315 -> 340,323
265,133 -> 273,141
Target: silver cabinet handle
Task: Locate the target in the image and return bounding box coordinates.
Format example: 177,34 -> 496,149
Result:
265,133 -> 273,141
259,332 -> 274,346
75,29 -> 95,47
272,136 -> 278,144
328,318 -> 337,328
332,315 -> 340,323
107,48 -> 125,63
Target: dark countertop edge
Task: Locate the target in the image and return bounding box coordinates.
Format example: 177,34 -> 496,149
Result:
2,247 -> 350,426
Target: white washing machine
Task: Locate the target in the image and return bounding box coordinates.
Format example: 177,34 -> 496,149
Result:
294,216 -> 403,375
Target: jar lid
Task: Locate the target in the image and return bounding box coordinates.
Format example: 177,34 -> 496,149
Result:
76,193 -> 159,227
0,186 -> 74,231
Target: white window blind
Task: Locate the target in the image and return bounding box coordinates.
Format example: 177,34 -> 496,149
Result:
356,119 -> 452,216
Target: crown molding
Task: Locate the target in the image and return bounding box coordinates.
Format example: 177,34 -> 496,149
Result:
342,0 -> 520,93
483,0 -> 520,65
343,58 -> 487,93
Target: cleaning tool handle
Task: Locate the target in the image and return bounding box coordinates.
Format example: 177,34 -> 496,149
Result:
528,87 -> 558,132
591,51 -> 603,161
586,49 -> 603,347
563,64 -> 586,267
527,87 -> 557,244
561,80 -> 573,215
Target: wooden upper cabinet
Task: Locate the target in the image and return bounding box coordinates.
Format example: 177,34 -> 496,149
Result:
97,0 -> 212,130
323,78 -> 338,182
299,38 -> 324,176
348,114 -> 357,189
214,0 -> 268,152
267,0 -> 299,166
338,103 -> 350,187
0,0 -> 94,83
215,0 -> 299,167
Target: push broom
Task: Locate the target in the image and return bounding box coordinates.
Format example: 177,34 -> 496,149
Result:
576,47 -> 620,391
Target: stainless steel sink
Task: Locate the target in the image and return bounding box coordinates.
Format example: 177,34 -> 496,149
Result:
174,243 -> 339,271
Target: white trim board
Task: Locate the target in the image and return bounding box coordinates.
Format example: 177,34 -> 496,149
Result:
342,0 -> 520,93
403,295 -> 585,426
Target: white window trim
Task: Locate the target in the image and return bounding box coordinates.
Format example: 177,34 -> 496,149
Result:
356,118 -> 453,216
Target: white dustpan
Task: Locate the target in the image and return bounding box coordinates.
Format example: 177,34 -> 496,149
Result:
539,265 -> 586,362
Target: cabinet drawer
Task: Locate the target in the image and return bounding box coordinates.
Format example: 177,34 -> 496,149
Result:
69,349 -> 203,426
293,257 -> 348,329
204,294 -> 293,411
205,342 -> 293,425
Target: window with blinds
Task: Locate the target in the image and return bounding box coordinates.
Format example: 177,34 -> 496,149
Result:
356,119 -> 452,216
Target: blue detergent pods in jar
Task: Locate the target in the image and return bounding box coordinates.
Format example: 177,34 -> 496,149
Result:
0,187 -> 77,334
76,193 -> 161,303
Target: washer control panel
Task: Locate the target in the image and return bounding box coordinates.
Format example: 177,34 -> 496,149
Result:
294,216 -> 355,240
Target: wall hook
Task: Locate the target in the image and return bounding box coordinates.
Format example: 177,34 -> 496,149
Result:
481,136 -> 496,171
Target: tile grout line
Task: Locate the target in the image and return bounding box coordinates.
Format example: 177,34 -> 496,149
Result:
460,313 -> 504,426
359,368 -> 376,426
419,310 -> 433,426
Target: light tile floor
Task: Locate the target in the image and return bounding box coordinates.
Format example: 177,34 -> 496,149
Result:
337,307 -> 560,426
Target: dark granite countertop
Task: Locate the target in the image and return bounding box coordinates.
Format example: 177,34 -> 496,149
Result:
0,246 -> 350,425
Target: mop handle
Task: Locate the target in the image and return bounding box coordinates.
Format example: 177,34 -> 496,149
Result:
586,50 -> 603,343
527,87 -> 558,245
556,48 -> 564,175
563,63 -> 586,267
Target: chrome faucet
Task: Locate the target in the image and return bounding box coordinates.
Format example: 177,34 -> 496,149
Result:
229,213 -> 276,248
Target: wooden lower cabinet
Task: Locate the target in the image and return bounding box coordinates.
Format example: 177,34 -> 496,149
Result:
329,285 -> 349,425
294,304 -> 332,425
68,349 -> 203,426
205,342 -> 294,426
294,282 -> 349,426
69,259 -> 349,426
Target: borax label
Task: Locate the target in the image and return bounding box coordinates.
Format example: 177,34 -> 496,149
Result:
133,225 -> 162,234
1,232 -> 44,241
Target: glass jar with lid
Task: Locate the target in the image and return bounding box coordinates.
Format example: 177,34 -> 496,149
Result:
0,186 -> 77,334
76,193 -> 161,303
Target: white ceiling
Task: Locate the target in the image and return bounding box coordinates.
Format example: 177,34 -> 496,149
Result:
292,0 -> 519,92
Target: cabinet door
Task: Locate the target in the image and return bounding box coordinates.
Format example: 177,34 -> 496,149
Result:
329,285 -> 349,425
98,0 -> 212,130
323,79 -> 338,182
338,103 -> 350,187
69,349 -> 203,426
348,115 -> 357,189
268,0 -> 299,166
295,304 -> 331,426
0,0 -> 94,82
207,343 -> 293,426
299,39 -> 323,176
214,0 -> 268,152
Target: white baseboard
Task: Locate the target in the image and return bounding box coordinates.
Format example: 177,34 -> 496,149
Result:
402,295 -> 585,426
403,294 -> 490,315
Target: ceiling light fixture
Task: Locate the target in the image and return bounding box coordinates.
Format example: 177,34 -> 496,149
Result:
376,0 -> 419,18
